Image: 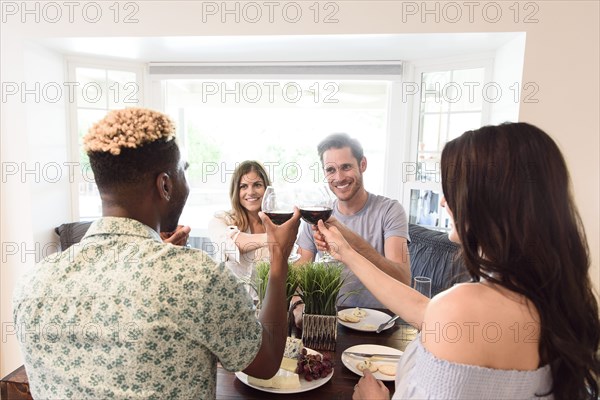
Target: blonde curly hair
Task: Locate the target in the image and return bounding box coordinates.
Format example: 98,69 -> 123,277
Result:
83,108 -> 176,155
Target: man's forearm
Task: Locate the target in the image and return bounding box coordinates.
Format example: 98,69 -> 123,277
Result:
260,253 -> 288,335
245,208 -> 301,378
362,246 -> 410,284
331,221 -> 411,285
251,252 -> 288,376
351,237 -> 410,284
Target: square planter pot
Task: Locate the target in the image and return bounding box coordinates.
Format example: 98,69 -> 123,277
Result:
302,313 -> 337,351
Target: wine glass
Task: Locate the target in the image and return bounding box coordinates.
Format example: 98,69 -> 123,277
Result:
261,186 -> 295,225
262,186 -> 300,262
298,184 -> 335,262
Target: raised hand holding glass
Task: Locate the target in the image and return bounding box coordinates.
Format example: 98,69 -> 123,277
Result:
299,184 -> 335,262
261,186 -> 295,225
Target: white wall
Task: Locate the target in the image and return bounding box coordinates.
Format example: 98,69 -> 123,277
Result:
1,35 -> 35,379
24,42 -> 72,245
0,38 -> 70,376
490,34 -> 527,124
1,0 -> 598,377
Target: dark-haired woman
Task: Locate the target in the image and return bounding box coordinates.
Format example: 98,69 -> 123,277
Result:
209,161 -> 271,282
316,122 -> 599,399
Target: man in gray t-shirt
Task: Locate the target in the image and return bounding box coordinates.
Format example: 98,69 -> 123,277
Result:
294,133 -> 411,311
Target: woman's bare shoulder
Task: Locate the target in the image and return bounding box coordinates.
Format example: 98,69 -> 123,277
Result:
422,282 -> 541,369
429,281 -> 534,315
424,282 -> 489,326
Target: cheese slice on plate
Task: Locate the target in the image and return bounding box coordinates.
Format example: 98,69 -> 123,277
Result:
284,337 -> 303,359
247,369 -> 301,389
280,356 -> 298,372
247,337 -> 303,389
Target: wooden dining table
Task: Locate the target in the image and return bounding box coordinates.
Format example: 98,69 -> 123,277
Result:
1,310 -> 417,400
217,311 -> 417,399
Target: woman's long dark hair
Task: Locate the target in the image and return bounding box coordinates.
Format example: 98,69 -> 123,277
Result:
228,160 -> 271,232
441,122 -> 599,399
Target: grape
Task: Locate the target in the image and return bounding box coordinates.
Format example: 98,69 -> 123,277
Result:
297,350 -> 335,382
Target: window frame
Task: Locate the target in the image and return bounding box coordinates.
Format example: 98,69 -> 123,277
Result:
400,55 -> 495,230
66,57 -> 146,220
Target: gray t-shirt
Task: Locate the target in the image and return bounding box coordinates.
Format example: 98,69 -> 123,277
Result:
296,192 -> 409,308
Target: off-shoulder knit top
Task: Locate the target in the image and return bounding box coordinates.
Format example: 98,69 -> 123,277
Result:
393,335 -> 553,399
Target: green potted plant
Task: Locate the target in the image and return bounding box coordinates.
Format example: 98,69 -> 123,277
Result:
253,261 -> 299,307
253,261 -> 300,336
296,262 -> 349,351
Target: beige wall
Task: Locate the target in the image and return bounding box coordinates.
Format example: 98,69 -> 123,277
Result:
1,0 -> 598,377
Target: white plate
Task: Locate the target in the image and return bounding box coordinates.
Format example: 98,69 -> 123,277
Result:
337,308 -> 395,332
235,348 -> 334,394
288,253 -> 301,263
341,344 -> 403,382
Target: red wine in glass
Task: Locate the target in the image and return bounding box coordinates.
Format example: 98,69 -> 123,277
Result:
299,207 -> 333,225
262,186 -> 295,226
298,184 -> 336,262
264,211 -> 294,225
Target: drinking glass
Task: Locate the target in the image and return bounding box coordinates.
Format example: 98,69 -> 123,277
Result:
298,184 -> 335,262
261,186 -> 295,225
261,186 -> 297,263
413,276 -> 432,298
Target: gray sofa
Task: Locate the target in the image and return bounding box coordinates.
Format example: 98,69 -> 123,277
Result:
54,221 -> 93,250
55,221 -> 468,297
408,223 -> 468,297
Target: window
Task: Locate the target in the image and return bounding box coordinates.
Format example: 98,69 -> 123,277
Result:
403,62 -> 492,230
67,59 -> 494,235
158,77 -> 392,235
68,61 -> 144,220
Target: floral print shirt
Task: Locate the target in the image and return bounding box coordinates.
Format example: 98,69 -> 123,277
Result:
13,217 -> 262,399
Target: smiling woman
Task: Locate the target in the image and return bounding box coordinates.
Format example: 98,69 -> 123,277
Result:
208,161 -> 272,288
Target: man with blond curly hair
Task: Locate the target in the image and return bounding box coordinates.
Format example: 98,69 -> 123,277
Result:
13,108 -> 301,399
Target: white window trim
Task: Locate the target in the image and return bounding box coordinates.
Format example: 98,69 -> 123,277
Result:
66,57 -> 146,220
407,55 -> 494,166
399,54 -> 495,228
